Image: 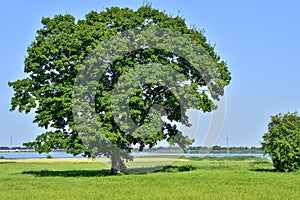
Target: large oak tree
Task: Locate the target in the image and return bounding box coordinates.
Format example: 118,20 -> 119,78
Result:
9,6 -> 231,173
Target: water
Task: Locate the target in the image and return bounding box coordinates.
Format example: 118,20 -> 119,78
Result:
0,152 -> 84,159
0,151 -> 269,159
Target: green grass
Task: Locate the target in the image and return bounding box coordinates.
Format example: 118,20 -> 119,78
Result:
1,157 -> 300,199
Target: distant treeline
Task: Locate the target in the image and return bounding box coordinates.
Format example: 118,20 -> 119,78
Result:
133,145 -> 263,154
0,146 -> 31,150
1,146 -> 263,154
0,147 -> 64,152
188,146 -> 263,154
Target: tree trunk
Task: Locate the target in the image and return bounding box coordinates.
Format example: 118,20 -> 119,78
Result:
110,153 -> 126,174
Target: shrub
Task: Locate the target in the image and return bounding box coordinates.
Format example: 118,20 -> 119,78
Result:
262,112 -> 300,172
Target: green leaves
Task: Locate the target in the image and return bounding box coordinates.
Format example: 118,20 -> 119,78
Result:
262,112 -> 300,172
8,78 -> 36,113
9,5 -> 231,167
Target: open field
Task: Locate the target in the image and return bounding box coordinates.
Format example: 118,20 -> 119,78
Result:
1,157 -> 300,199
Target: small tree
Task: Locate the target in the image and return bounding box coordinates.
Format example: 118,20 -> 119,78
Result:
262,112 -> 300,172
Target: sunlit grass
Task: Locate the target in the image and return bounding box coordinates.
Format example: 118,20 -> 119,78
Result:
0,157 -> 299,199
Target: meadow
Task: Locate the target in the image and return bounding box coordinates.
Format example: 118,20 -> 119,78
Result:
0,156 -> 300,199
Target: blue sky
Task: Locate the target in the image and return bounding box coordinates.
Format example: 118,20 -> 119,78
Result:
1,0 -> 300,147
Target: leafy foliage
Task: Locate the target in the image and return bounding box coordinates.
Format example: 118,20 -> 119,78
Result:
262,112 -> 300,172
8,5 -> 231,172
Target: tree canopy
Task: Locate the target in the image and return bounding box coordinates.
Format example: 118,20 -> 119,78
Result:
262,112 -> 300,172
8,5 -> 231,173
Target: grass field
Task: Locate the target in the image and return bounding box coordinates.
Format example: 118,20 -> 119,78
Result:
1,156 -> 300,199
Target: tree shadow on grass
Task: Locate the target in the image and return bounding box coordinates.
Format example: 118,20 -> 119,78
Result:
153,165 -> 196,173
250,168 -> 277,172
0,162 -> 16,164
126,164 -> 196,174
22,165 -> 197,177
22,169 -> 112,177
